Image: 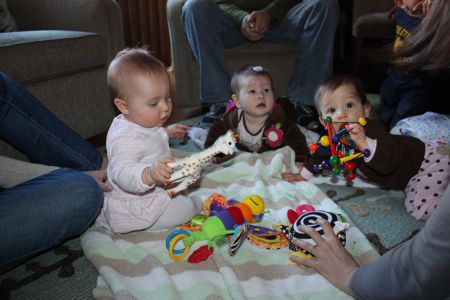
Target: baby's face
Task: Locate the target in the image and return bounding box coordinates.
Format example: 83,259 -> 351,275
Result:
122,72 -> 172,128
318,83 -> 370,131
233,75 -> 275,118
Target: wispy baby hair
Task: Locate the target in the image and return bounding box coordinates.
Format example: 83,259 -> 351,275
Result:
230,65 -> 273,95
313,74 -> 368,115
107,47 -> 167,99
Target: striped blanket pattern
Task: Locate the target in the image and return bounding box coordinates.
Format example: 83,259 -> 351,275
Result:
81,147 -> 379,299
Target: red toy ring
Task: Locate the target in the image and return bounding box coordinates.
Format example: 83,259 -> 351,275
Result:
295,204 -> 315,216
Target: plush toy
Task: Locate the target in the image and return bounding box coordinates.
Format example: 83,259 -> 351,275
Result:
204,194 -> 289,252
308,117 -> 370,181
165,130 -> 238,196
281,208 -> 349,260
166,193 -> 267,262
286,203 -> 315,224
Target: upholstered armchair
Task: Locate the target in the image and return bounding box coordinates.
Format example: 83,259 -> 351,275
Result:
0,0 -> 124,159
166,0 -> 297,109
352,0 -> 394,73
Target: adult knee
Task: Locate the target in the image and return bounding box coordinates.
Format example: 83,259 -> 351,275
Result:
307,0 -> 339,24
67,172 -> 103,222
309,0 -> 339,11
182,0 -> 211,17
51,169 -> 103,235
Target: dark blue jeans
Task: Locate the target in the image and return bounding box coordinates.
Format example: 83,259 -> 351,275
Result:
0,71 -> 104,273
181,0 -> 339,105
379,67 -> 430,129
0,71 -> 103,170
0,169 -> 103,273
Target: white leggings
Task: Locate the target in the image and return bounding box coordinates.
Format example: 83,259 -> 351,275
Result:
151,195 -> 203,229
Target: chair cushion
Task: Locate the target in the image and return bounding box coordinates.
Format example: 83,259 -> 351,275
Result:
352,12 -> 394,39
0,30 -> 107,84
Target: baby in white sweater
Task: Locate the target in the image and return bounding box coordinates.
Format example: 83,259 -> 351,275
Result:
96,48 -> 202,233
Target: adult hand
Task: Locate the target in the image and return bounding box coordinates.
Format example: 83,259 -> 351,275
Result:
289,219 -> 359,295
241,11 -> 272,42
86,169 -> 112,192
166,123 -> 190,139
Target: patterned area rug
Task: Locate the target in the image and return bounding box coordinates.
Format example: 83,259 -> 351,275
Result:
0,120 -> 425,299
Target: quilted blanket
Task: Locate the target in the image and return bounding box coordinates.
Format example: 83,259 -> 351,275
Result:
81,147 -> 379,300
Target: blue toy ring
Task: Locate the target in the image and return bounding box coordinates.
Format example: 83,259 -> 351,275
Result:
166,229 -> 190,255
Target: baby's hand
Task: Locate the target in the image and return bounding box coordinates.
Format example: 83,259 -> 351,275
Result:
282,172 -> 306,183
166,123 -> 190,139
346,123 -> 368,151
147,157 -> 175,185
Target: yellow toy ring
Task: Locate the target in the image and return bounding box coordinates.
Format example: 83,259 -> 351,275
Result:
168,233 -> 190,261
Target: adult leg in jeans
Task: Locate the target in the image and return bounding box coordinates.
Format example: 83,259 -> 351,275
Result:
182,0 -> 243,105
265,0 -> 340,106
0,168 -> 103,274
0,71 -> 103,171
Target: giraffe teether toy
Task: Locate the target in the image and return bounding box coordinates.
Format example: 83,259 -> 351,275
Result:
165,130 -> 238,196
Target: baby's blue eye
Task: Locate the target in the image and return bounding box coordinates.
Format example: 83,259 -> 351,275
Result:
346,103 -> 353,108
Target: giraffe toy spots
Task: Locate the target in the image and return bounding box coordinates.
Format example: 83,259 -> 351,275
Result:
165,130 -> 238,196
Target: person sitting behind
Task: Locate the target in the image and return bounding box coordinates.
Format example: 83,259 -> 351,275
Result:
379,0 -> 428,129
204,65 -> 309,178
181,0 -> 339,131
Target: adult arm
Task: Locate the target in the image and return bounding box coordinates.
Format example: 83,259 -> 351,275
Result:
350,185 -> 450,300
290,185 -> 450,299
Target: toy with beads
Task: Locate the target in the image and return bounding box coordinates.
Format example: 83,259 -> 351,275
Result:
308,116 -> 371,180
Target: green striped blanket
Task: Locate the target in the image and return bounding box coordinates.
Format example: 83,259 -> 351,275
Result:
81,147 -> 379,299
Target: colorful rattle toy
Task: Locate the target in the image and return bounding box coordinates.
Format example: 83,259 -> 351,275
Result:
308,116 -> 371,180
165,130 -> 238,196
166,194 -> 288,262
203,194 -> 289,252
281,209 -> 349,260
165,194 -> 266,262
